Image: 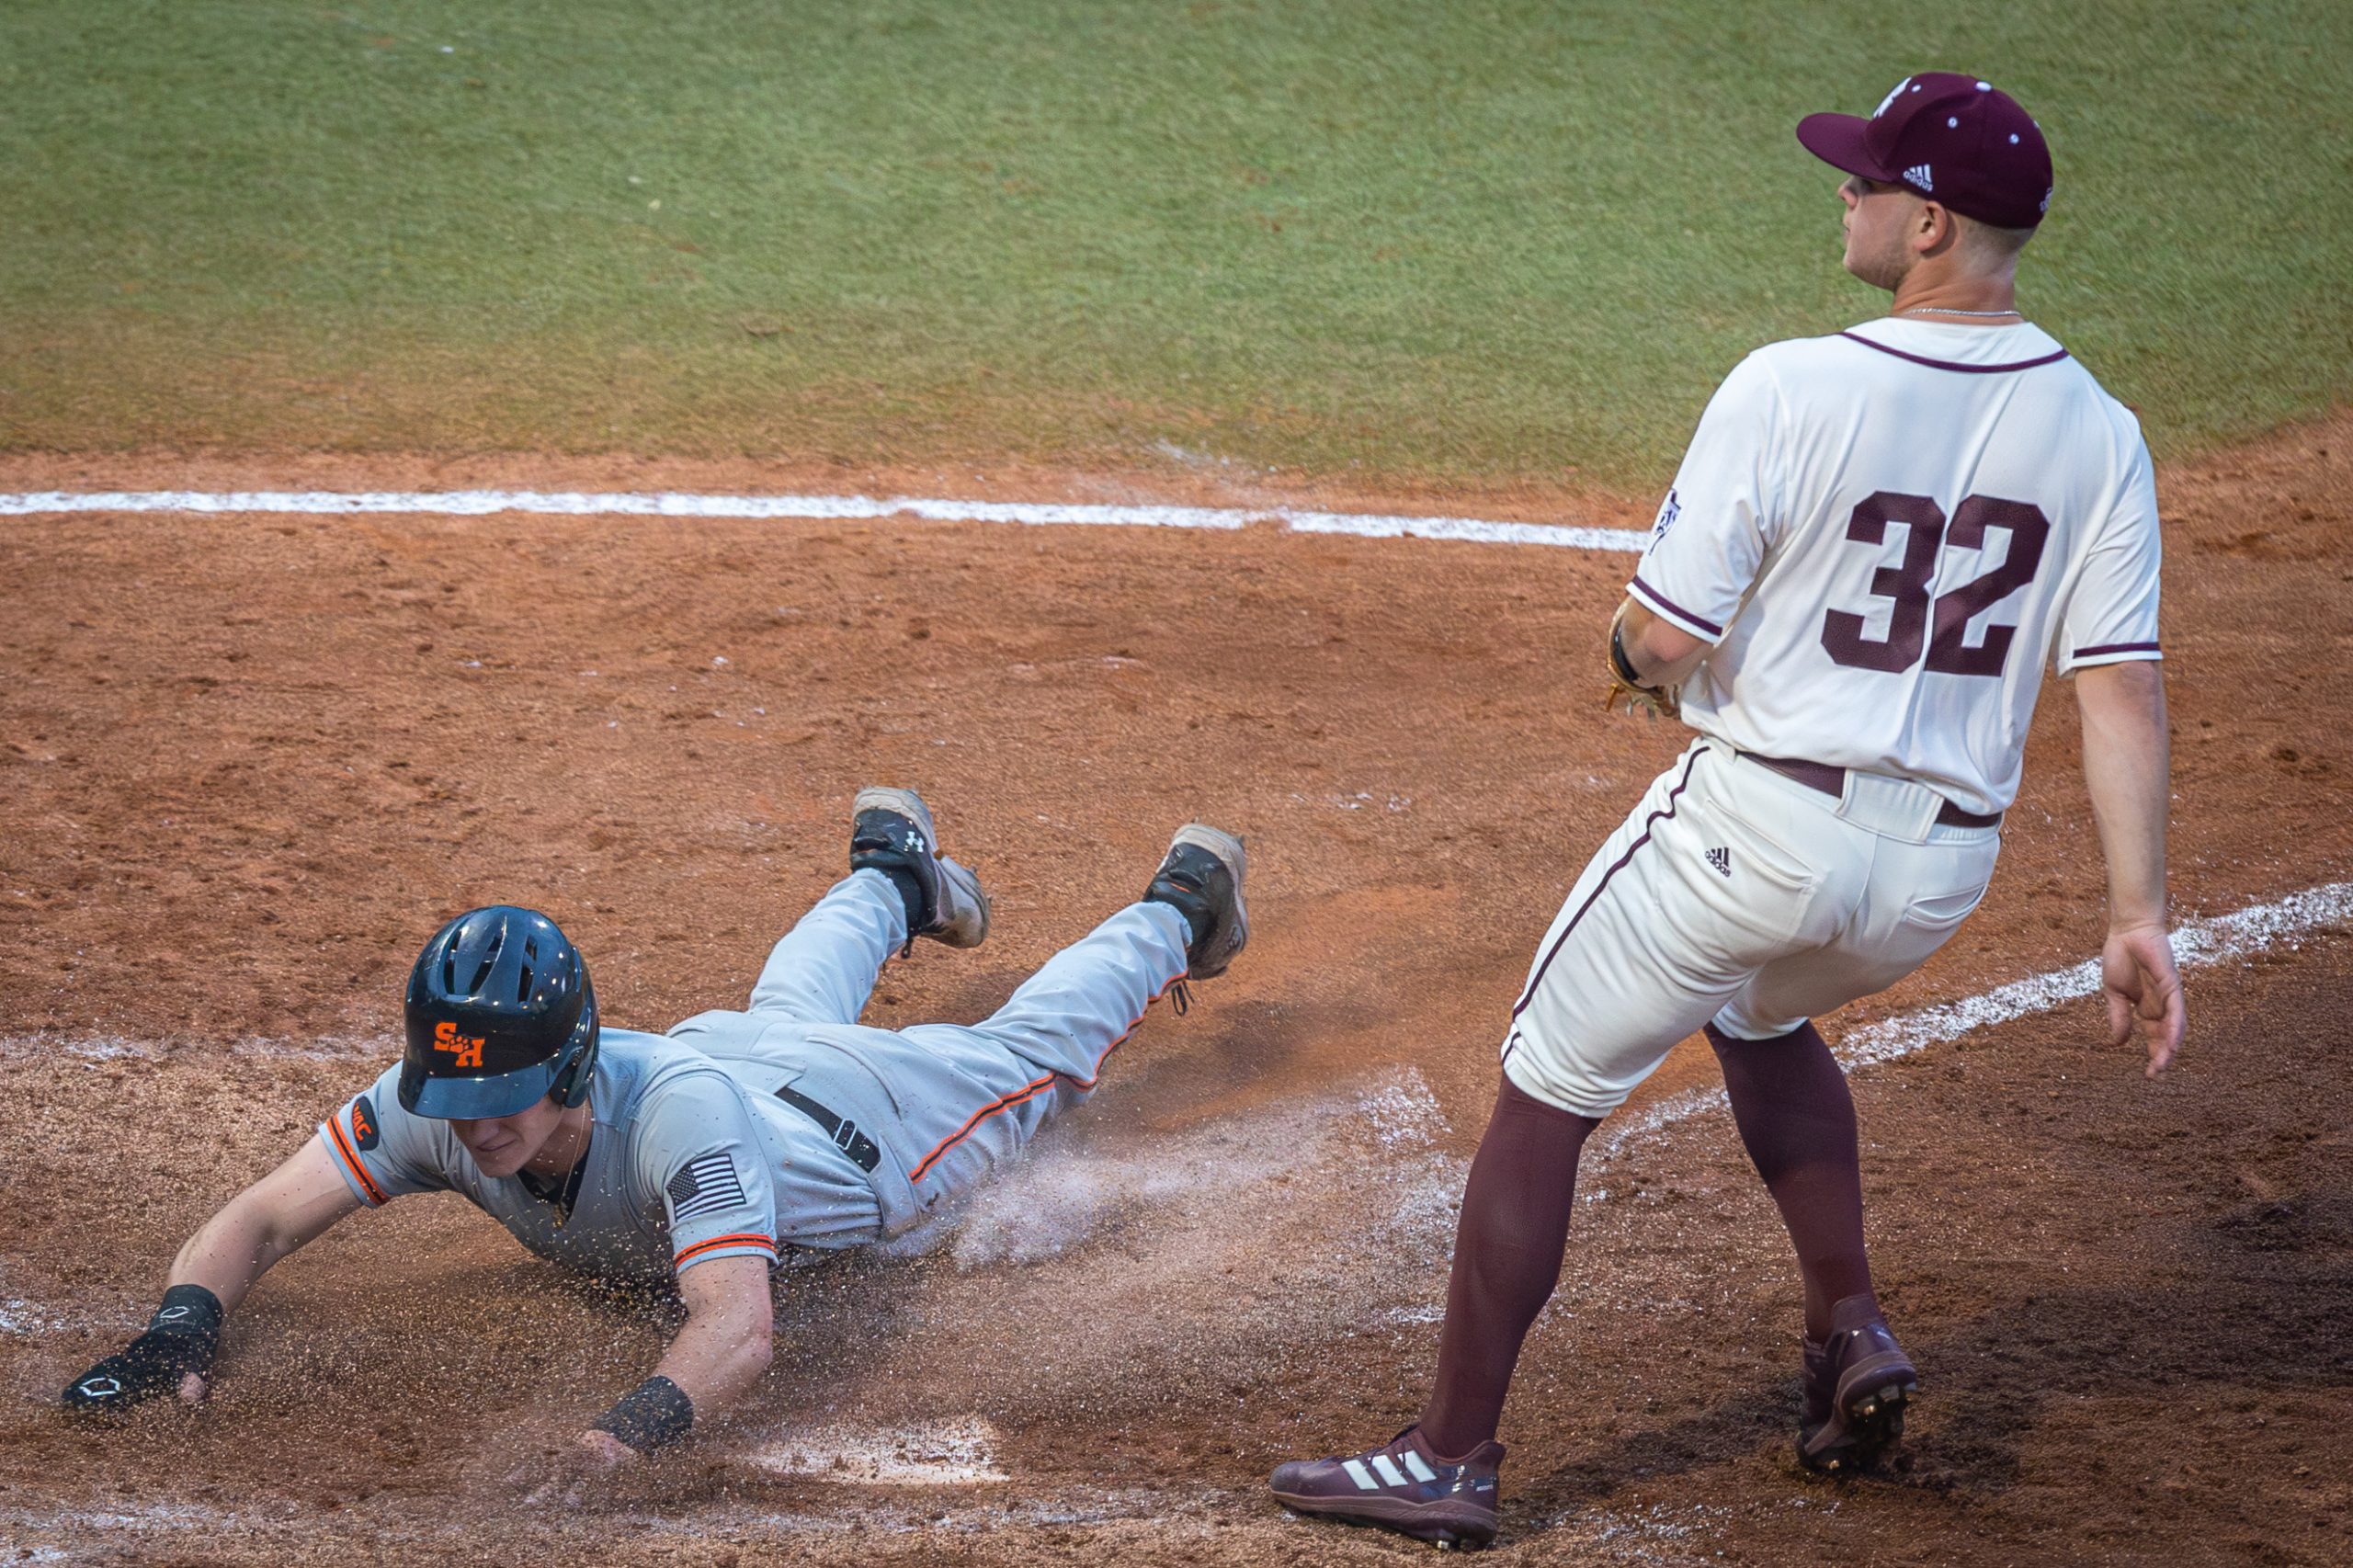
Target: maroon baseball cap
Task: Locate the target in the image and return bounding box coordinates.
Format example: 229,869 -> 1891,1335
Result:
1798,72 -> 2053,228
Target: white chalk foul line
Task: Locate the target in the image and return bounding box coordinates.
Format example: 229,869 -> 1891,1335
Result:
0,489 -> 1649,551
1594,880 -> 2353,1165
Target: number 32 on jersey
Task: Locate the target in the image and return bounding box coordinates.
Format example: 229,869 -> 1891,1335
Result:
1820,491 -> 2048,677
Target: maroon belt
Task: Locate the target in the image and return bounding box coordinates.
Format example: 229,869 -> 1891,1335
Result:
1737,753 -> 2003,829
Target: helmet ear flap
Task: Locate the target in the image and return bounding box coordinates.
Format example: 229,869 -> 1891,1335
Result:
547,975 -> 599,1108
550,1038 -> 597,1107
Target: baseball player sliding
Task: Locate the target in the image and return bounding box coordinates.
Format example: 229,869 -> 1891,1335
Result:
1274,73 -> 2186,1548
62,790 -> 1247,1477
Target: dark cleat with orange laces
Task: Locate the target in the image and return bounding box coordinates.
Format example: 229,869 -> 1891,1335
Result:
1143,824 -> 1247,979
849,787 -> 989,950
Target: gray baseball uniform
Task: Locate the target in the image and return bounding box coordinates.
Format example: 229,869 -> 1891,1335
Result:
321,870 -> 1191,1280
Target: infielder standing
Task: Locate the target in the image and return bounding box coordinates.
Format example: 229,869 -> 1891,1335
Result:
1274,73 -> 2186,1548
63,790 -> 1247,1475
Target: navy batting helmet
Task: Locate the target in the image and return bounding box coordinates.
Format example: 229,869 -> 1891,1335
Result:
400,906 -> 598,1119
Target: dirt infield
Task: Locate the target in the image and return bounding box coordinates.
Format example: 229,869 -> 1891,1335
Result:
2,414 -> 2348,1564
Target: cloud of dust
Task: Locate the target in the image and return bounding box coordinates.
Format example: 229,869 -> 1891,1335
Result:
890,1065 -> 1461,1268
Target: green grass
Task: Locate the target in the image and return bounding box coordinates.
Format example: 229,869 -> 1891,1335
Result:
2,0 -> 2347,484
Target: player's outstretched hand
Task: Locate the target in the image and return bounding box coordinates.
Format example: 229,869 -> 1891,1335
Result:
2102,923 -> 2186,1078
62,1336 -> 211,1415
507,1428 -> 641,1505
62,1286 -> 223,1416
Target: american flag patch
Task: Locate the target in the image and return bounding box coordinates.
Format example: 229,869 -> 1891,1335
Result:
665,1153 -> 747,1222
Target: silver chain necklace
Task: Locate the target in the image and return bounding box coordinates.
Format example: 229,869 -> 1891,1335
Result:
1898,306 -> 2023,319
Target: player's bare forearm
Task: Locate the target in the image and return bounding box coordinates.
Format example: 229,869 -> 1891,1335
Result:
2074,660 -> 2169,930
59,1138 -> 362,1415
1616,598 -> 1711,688
556,1256 -> 774,1477
168,1139 -> 364,1314
650,1255 -> 776,1415
2074,660 -> 2186,1073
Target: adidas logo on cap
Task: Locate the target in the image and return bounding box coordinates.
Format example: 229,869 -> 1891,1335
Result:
1904,163 -> 1934,191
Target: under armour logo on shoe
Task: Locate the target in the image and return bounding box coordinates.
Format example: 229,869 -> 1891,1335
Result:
1706,846 -> 1731,878
1904,163 -> 1934,191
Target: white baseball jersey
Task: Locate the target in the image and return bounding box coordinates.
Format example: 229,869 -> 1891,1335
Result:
1628,317 -> 2163,817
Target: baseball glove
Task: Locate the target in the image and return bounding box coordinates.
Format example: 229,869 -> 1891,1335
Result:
1600,600 -> 1680,721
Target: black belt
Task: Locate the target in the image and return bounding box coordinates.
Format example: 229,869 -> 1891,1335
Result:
1737,752 -> 2003,829
776,1084 -> 881,1174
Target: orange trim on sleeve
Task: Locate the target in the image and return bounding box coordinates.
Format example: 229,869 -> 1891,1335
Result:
673,1233 -> 778,1269
323,1115 -> 387,1207
906,971 -> 1184,1183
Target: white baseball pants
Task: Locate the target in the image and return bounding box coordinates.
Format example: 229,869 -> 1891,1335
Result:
1501,737 -> 2002,1119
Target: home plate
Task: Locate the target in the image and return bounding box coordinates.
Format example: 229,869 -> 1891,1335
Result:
749,1416 -> 1010,1484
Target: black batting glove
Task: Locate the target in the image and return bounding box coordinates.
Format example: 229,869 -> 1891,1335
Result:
62,1285 -> 223,1415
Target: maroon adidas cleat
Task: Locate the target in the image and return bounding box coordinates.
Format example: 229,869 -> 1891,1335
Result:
1797,1293 -> 1919,1473
1270,1425 -> 1504,1549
